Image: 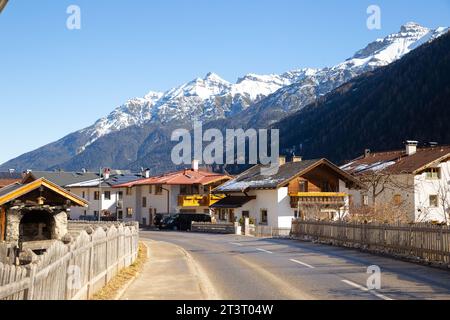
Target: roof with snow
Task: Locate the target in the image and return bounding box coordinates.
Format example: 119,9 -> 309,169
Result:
23,171 -> 143,188
113,169 -> 231,188
214,159 -> 362,193
341,146 -> 450,175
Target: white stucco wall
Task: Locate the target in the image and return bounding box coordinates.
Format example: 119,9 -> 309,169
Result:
414,161 -> 450,223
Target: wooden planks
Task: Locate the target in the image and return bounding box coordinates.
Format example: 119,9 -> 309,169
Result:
0,222 -> 139,300
292,220 -> 450,266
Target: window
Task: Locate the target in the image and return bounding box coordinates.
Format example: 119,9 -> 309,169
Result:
429,195 -> 439,207
126,188 -> 133,196
94,211 -> 99,217
393,195 -> 402,206
298,181 -> 308,192
118,211 -> 123,220
149,185 -> 153,194
83,210 -> 87,216
294,210 -> 298,219
126,208 -> 133,218
94,191 -> 100,200
180,185 -> 200,195
118,191 -> 123,201
104,191 -> 111,200
155,184 -> 163,195
363,195 -> 369,206
242,211 -> 250,218
260,209 -> 268,225
218,209 -> 227,221
425,168 -> 441,180
82,191 -> 86,199
142,197 -> 147,208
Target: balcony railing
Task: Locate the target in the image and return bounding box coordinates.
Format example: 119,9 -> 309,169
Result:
290,192 -> 347,208
178,194 -> 226,207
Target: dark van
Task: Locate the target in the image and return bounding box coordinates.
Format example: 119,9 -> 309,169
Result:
160,214 -> 211,231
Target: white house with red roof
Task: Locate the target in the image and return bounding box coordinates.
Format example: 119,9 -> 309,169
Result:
114,161 -> 231,225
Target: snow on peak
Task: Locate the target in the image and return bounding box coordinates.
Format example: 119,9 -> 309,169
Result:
77,23 -> 448,154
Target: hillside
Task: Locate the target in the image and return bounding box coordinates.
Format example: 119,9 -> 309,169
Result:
275,31 -> 450,164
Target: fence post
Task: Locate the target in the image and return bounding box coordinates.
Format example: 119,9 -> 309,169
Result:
25,264 -> 36,300
87,240 -> 94,299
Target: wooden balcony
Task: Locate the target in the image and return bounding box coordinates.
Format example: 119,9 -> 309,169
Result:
290,192 -> 347,208
178,194 -> 226,207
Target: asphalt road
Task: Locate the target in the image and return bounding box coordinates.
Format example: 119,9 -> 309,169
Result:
140,230 -> 450,300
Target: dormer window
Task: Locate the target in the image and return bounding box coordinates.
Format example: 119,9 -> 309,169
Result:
425,168 -> 441,180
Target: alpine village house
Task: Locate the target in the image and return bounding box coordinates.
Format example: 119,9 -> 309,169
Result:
342,141 -> 450,223
212,156 -> 363,229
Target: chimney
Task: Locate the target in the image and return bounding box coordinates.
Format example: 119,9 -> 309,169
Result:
103,168 -> 111,180
405,141 -> 418,156
292,156 -> 302,163
279,156 -> 286,166
143,168 -> 151,178
192,159 -> 199,172
364,149 -> 371,158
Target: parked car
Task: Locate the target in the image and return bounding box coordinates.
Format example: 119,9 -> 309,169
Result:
154,213 -> 168,228
78,215 -> 98,221
160,214 -> 211,231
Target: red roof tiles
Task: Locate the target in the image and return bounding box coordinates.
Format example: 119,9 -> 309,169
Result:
114,169 -> 231,188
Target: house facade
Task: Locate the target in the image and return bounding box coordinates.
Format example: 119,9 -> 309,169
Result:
212,157 -> 362,229
114,161 -> 231,225
341,141 -> 450,223
22,170 -> 143,221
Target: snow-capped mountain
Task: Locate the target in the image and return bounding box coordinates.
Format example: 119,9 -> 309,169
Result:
1,22 -> 448,172
80,70 -> 307,152
247,22 -> 449,125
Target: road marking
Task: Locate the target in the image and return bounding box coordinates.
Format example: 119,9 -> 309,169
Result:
256,248 -> 273,254
289,259 -> 315,269
230,242 -> 243,246
341,280 -> 393,301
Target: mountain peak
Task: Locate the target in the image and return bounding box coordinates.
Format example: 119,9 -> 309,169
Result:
203,72 -> 225,82
400,22 -> 427,33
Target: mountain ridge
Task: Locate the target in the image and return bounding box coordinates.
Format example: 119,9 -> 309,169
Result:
1,22 -> 448,173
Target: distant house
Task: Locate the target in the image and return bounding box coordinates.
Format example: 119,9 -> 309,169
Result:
212,157 -> 362,228
0,171 -> 23,189
341,141 -> 450,223
114,161 -> 231,226
22,170 -> 143,220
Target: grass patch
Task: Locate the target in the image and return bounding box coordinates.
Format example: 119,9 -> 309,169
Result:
92,242 -> 148,300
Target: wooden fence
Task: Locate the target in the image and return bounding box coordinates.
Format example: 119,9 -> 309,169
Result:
0,223 -> 139,300
291,220 -> 450,266
251,226 -> 292,238
191,222 -> 236,234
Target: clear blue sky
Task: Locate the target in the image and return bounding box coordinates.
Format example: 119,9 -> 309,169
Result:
1,0 -> 449,164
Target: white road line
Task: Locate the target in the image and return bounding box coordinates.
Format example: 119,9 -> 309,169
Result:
256,248 -> 273,254
341,280 -> 394,301
230,242 -> 243,246
289,259 -> 315,269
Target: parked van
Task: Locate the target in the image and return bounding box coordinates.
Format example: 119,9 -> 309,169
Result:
160,214 -> 211,231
